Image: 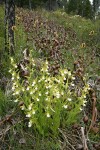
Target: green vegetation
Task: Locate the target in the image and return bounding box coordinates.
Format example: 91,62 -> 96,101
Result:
0,4 -> 100,150
9,53 -> 90,135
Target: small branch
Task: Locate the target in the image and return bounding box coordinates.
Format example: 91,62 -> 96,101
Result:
81,127 -> 88,150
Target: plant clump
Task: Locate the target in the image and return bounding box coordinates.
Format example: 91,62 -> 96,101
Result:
9,50 -> 90,136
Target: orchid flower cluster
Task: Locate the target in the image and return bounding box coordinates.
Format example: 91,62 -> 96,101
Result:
9,53 -> 90,135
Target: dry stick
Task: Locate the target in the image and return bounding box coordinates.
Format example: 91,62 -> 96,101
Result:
76,130 -> 83,142
81,127 -> 88,150
58,128 -> 76,150
87,97 -> 97,136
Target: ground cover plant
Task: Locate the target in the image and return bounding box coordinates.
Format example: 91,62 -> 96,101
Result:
0,5 -> 100,150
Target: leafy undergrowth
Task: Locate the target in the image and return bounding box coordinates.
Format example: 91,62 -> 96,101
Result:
0,6 -> 100,150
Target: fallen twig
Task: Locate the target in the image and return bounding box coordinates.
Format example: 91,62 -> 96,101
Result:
81,127 -> 88,150
87,89 -> 98,136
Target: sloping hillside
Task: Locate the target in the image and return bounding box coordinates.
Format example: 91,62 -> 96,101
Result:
0,6 -> 100,150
